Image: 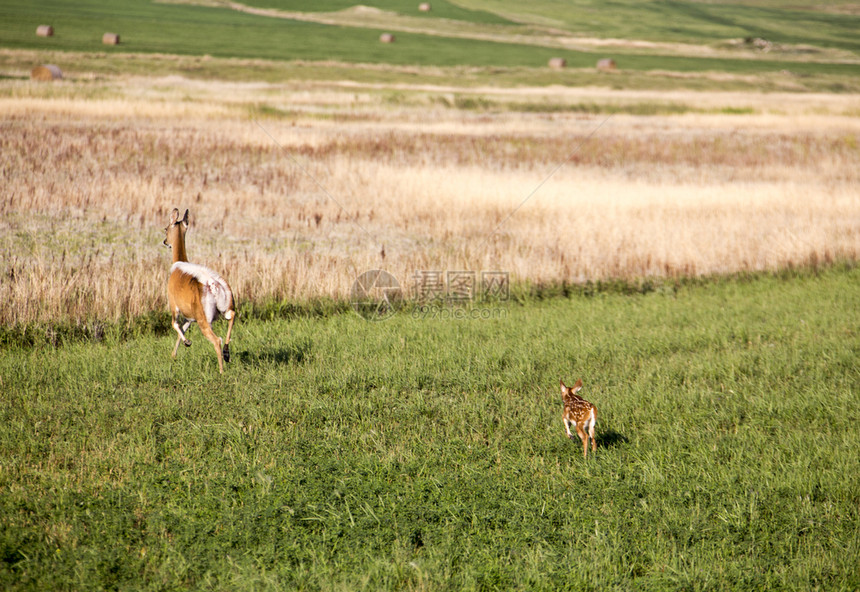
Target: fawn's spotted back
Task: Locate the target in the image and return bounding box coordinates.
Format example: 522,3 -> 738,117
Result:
560,379 -> 598,458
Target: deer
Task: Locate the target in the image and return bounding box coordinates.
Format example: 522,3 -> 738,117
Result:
560,379 -> 598,458
162,208 -> 236,374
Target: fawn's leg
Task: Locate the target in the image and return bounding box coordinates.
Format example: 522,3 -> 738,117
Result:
589,423 -> 597,452
575,424 -> 589,458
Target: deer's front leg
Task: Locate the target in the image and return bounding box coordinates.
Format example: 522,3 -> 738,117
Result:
563,417 -> 574,439
172,316 -> 192,355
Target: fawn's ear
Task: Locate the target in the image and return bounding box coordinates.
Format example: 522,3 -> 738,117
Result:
572,378 -> 583,394
560,379 -> 567,394
181,209 -> 190,227
169,208 -> 179,224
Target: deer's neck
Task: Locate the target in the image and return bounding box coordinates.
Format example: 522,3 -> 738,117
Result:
172,241 -> 188,264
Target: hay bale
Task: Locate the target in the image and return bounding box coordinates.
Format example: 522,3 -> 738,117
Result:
31,64 -> 63,81
379,33 -> 395,43
750,37 -> 772,52
102,32 -> 120,45
418,2 -> 431,11
596,58 -> 617,71
36,25 -> 54,37
548,57 -> 567,69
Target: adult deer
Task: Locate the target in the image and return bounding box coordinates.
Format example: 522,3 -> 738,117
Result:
163,208 -> 236,374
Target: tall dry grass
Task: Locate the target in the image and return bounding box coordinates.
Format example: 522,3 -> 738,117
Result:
1,84 -> 858,327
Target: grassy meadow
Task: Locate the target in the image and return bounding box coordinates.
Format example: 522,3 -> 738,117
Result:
1,268 -> 858,590
1,0 -> 860,589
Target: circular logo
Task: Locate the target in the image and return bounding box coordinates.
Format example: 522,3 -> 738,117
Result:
350,270 -> 403,321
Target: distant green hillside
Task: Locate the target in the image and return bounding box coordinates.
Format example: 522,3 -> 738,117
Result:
456,0 -> 860,51
241,0 -> 860,53
0,0 -> 537,66
1,0 -> 858,77
243,0 -> 515,25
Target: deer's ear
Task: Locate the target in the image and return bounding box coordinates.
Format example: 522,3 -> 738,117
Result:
560,380 -> 567,393
572,379 -> 583,394
169,208 -> 179,224
181,209 -> 190,226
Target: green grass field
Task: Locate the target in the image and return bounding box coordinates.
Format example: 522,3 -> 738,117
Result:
1,267 -> 858,590
243,0 -> 515,25
458,0 -> 860,50
2,0 -> 859,80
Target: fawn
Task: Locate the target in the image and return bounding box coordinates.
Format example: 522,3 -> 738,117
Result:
560,379 -> 598,458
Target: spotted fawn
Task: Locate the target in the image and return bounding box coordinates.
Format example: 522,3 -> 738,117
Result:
560,379 -> 598,458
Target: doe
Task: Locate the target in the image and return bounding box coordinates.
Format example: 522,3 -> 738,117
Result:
163,208 -> 236,373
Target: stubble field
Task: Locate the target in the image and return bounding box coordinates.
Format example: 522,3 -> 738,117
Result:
1,76 -> 858,329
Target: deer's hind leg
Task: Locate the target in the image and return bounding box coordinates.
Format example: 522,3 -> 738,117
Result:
222,309 -> 236,363
587,410 -> 598,452
588,422 -> 597,452
574,423 -> 589,458
198,318 -> 225,374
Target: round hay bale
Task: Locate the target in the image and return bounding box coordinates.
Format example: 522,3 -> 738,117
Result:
752,37 -> 772,52
597,58 -> 617,71
30,64 -> 63,81
102,32 -> 120,45
379,33 -> 395,43
418,2 -> 431,11
36,25 -> 54,37
548,57 -> 567,69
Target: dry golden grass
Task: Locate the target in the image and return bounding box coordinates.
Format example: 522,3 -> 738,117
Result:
1,77 -> 858,326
